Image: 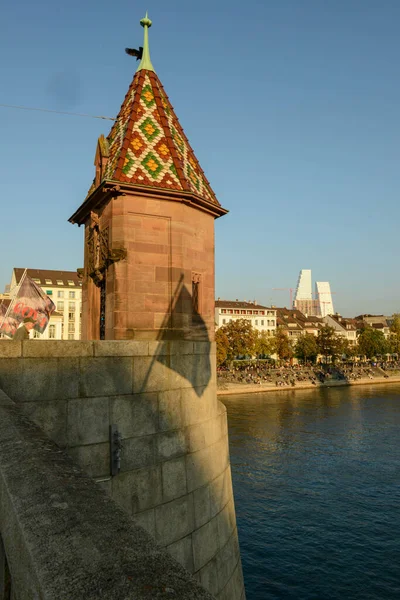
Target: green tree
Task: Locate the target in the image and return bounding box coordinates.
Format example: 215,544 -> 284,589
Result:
389,314 -> 400,355
357,328 -> 388,359
220,319 -> 257,361
255,330 -> 274,358
317,326 -> 342,363
215,328 -> 229,366
295,333 -> 318,363
340,338 -> 357,359
274,328 -> 294,361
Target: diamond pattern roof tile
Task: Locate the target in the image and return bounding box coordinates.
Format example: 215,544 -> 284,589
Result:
103,70 -> 220,207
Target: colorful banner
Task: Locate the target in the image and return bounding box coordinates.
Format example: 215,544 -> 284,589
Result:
0,301 -> 20,338
0,276 -> 56,338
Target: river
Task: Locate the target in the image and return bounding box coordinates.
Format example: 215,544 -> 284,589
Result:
222,384 -> 400,600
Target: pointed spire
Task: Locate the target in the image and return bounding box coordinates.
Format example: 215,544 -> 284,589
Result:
137,12 -> 155,73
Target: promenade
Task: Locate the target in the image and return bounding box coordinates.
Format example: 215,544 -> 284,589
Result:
217,362 -> 400,396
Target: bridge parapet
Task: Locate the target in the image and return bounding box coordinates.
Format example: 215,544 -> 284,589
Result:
0,388 -> 215,599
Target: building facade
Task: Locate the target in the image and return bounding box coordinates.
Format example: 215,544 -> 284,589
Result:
323,314 -> 357,345
215,300 -> 277,335
315,281 -> 334,317
8,269 -> 82,340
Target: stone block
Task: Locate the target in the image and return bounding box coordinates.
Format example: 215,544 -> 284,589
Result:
120,436 -> 156,472
95,478 -> 112,496
113,465 -> 162,515
0,358 -> 21,401
21,400 -> 68,447
162,457 -> 187,502
193,484 -> 211,529
148,341 -> 170,356
192,517 -> 219,572
22,341 -> 93,358
210,466 -> 233,518
218,558 -> 245,600
216,529 -> 240,591
155,495 -> 195,547
79,357 -> 132,397
169,341 -> 194,355
181,386 -> 217,427
93,340 -> 149,357
198,557 -> 219,597
170,354 -> 211,390
11,358 -> 79,403
0,342 -> 21,358
167,534 -> 194,573
156,430 -> 187,461
133,508 -> 156,538
193,342 -> 213,355
217,499 -> 237,548
186,446 -> 212,493
111,393 -> 158,438
133,356 -> 171,394
158,389 -> 183,432
68,397 -> 109,446
68,443 -> 110,478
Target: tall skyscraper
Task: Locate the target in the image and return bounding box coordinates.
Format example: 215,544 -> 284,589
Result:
294,269 -> 314,314
315,281 -> 334,317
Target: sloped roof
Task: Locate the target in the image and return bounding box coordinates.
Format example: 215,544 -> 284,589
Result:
13,269 -> 82,288
215,300 -> 271,310
103,69 -> 220,209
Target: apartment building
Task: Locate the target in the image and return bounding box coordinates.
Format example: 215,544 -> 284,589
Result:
215,300 -> 277,335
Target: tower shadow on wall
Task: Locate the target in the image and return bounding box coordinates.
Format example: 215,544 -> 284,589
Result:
140,274 -> 211,397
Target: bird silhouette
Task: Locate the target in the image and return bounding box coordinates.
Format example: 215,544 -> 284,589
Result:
125,47 -> 143,60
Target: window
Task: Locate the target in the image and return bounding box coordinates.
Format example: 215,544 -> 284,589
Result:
68,312 -> 75,322
234,310 -> 239,314
261,320 -> 264,326
68,323 -> 75,333
221,309 -> 226,314
222,319 -> 226,324
255,320 -> 258,325
260,311 -> 265,315
228,309 -> 233,314
241,310 -> 246,314
69,303 -> 75,311
247,310 -> 252,315
33,330 -> 41,338
57,291 -> 64,298
45,279 -> 52,285
68,333 -> 75,340
32,278 -> 41,284
57,302 -> 64,311
271,320 -> 275,327
57,279 -> 63,285
254,311 -> 258,315
68,280 -> 74,286
69,291 -> 75,299
49,325 -> 56,339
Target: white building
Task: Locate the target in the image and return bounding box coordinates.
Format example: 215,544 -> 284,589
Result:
315,282 -> 334,317
323,314 -> 357,345
8,268 -> 82,340
215,300 -> 277,335
293,269 -> 317,315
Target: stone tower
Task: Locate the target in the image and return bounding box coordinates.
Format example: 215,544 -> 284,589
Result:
69,13 -> 227,341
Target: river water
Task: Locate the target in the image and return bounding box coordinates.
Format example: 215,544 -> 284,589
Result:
222,385 -> 400,600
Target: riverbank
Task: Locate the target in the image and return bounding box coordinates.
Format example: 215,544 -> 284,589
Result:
217,375 -> 400,396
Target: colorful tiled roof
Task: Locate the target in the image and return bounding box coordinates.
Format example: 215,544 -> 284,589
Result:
101,16 -> 220,208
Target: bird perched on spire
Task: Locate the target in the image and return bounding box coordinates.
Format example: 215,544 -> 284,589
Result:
125,46 -> 143,60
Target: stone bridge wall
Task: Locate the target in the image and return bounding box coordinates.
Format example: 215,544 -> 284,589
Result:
0,388 -> 215,599
0,340 -> 245,600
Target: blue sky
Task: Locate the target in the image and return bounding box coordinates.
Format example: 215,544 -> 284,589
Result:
1,0 -> 399,316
